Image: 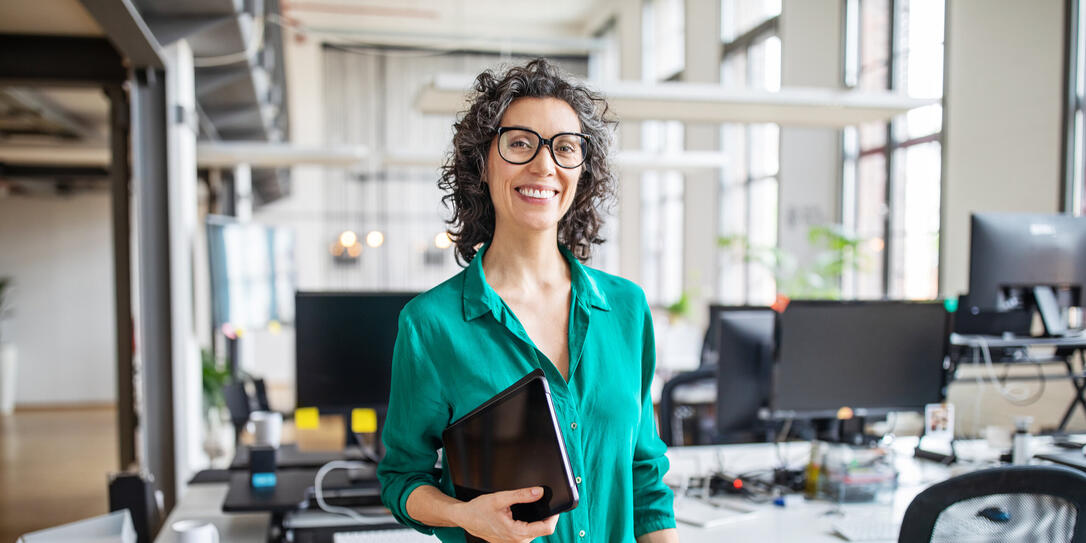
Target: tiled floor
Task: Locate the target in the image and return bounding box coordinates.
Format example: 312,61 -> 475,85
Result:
0,406 -> 117,542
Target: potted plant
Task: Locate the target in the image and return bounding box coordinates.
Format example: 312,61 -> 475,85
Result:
718,224 -> 869,300
0,277 -> 15,415
201,348 -> 232,462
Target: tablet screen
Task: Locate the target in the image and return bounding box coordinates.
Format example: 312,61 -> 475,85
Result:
442,372 -> 578,522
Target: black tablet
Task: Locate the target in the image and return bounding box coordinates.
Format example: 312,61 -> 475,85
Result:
441,369 -> 579,522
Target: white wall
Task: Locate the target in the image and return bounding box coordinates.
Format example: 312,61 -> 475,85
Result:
0,191 -> 116,405
940,0 -> 1066,297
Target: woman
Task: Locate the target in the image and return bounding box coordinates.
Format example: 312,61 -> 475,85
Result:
378,58 -> 678,543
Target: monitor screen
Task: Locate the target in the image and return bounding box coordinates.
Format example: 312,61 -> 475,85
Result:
710,306 -> 775,441
295,291 -> 417,410
772,300 -> 949,418
969,212 -> 1086,312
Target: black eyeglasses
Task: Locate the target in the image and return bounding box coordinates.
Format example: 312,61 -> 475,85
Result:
496,126 -> 590,169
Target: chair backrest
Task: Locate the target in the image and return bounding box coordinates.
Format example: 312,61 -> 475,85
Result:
223,381 -> 251,429
251,377 -> 270,412
899,465 -> 1086,543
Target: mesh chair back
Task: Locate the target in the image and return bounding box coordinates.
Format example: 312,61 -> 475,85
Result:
900,465 -> 1086,543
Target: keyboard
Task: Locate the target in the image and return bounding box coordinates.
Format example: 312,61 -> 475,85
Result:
831,516 -> 900,542
333,528 -> 437,542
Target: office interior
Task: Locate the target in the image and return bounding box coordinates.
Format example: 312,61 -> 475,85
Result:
2,0 -> 1086,541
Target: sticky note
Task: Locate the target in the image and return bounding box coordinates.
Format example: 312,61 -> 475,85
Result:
295,407 -> 320,429
352,408 -> 378,433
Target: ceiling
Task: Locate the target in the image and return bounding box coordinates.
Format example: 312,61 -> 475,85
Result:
282,0 -> 609,54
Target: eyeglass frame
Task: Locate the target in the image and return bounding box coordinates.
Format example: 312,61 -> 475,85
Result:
495,126 -> 591,169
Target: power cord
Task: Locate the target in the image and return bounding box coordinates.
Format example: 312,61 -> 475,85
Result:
976,337 -> 1045,406
313,460 -> 386,525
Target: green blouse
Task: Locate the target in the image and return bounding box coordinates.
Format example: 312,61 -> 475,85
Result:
377,243 -> 676,542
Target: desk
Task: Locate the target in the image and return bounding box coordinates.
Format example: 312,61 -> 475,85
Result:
154,436 -> 1078,543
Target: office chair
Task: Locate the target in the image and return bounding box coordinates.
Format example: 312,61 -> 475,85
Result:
251,377 -> 270,411
659,326 -> 719,446
898,465 -> 1086,542
223,381 -> 251,444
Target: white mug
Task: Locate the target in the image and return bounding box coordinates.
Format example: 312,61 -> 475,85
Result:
172,520 -> 219,543
248,410 -> 283,448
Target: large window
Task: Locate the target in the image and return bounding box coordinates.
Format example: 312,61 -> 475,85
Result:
841,0 -> 944,300
640,0 -> 687,306
717,0 -> 781,305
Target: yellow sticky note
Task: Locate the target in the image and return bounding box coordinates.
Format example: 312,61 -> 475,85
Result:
295,407 -> 320,429
352,408 -> 378,434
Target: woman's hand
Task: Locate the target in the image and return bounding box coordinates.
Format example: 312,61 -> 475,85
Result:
455,486 -> 559,543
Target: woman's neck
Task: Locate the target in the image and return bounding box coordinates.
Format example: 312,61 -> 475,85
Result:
482,229 -> 569,292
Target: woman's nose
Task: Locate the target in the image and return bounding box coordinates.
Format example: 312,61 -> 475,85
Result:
527,143 -> 557,174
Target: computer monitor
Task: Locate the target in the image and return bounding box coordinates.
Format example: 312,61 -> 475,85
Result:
709,306 -> 776,443
969,212 -> 1086,335
294,291 -> 417,412
772,300 -> 950,423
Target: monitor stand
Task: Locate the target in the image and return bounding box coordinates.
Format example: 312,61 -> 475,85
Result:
1034,286 -> 1068,336
806,417 -> 882,447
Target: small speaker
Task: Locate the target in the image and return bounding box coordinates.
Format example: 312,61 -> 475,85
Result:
249,445 -> 277,488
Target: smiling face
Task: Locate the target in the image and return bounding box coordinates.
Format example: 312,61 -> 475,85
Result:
485,97 -> 584,240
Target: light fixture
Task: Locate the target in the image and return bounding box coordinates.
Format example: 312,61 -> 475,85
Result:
434,232 -> 452,249
366,230 -> 385,248
347,243 -> 362,258
339,230 -> 358,248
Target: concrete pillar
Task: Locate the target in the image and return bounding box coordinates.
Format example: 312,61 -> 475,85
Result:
778,0 -> 844,278
682,0 -> 723,330
164,40 -> 201,495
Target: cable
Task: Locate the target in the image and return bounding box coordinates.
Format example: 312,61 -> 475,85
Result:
976,337 -> 1045,407
313,460 -> 387,525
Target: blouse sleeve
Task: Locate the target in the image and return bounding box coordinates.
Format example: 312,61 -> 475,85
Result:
631,293 -> 677,537
377,310 -> 449,534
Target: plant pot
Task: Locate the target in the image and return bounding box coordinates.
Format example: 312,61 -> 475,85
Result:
0,342 -> 16,415
202,406 -> 233,465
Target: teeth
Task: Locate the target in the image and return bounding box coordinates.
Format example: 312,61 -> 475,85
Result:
517,187 -> 557,199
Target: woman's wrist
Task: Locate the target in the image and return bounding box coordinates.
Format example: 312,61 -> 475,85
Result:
405,484 -> 467,528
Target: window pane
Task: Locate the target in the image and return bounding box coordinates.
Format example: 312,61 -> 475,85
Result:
750,123 -> 780,178
899,0 -> 945,99
895,142 -> 942,299
901,103 -> 943,140
856,153 -> 887,298
721,0 -> 782,41
859,0 -> 891,91
859,121 -> 888,151
748,177 -> 778,304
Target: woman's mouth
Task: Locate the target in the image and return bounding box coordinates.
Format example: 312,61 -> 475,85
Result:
515,187 -> 558,200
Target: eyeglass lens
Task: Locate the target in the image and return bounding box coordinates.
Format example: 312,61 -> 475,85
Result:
498,128 -> 587,168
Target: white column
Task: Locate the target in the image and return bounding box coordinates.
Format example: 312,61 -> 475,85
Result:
164,39 -> 201,494
682,0 -> 723,331
234,163 -> 253,221
778,0 -> 844,275
940,0 -> 1064,296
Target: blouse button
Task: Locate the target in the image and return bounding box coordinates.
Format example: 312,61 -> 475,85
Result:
575,476 -> 582,484
579,530 -> 586,538
571,422 -> 578,430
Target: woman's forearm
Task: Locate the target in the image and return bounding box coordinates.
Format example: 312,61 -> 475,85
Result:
404,484 -> 464,528
637,527 -> 679,543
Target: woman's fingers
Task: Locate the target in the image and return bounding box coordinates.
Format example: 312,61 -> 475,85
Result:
490,486 -> 543,506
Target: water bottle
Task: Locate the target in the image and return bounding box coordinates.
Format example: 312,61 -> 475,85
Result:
1011,416 -> 1033,465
